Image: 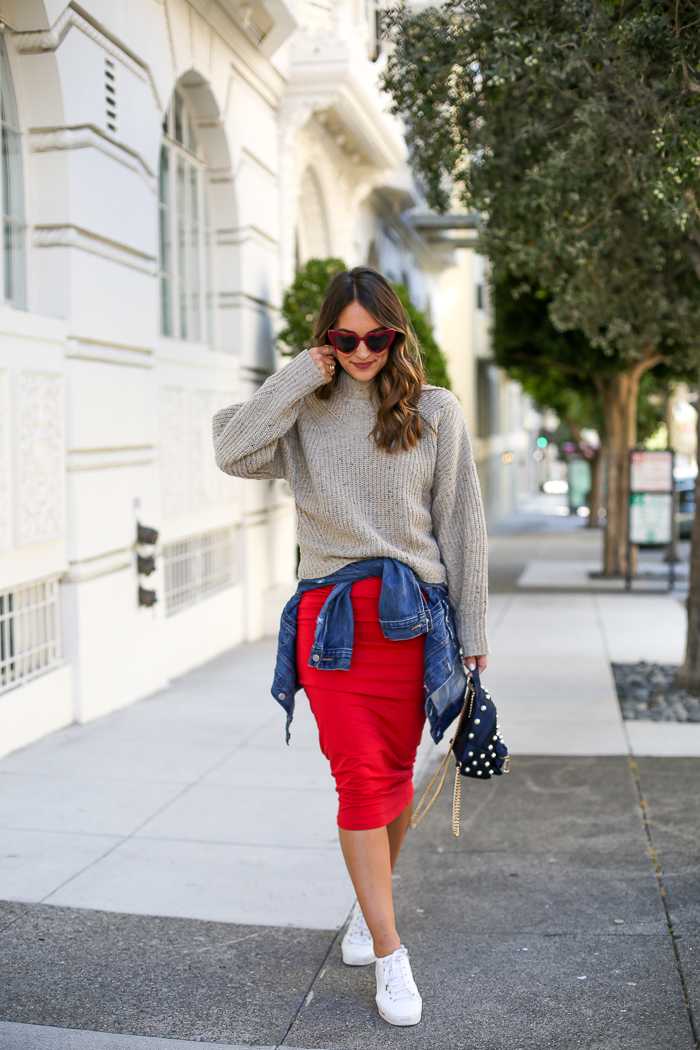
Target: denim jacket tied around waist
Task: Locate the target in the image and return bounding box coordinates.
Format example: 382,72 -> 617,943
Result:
272,557 -> 468,746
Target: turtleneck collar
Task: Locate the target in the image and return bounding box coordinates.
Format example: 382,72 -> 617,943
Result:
335,365 -> 377,400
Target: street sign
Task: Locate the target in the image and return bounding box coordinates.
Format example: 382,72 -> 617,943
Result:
627,449 -> 675,591
629,492 -> 673,545
630,450 -> 673,492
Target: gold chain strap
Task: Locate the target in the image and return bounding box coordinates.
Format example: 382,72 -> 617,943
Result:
452,766 -> 462,837
409,683 -> 474,834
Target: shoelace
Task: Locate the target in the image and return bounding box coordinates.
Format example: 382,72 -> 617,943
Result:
383,949 -> 416,1001
347,910 -> 372,945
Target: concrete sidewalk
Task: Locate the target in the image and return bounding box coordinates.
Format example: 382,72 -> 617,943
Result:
0,522 -> 698,1049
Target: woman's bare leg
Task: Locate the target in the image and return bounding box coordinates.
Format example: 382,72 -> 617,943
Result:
338,801 -> 413,958
387,801 -> 412,870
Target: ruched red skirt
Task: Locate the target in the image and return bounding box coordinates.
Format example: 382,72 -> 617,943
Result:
297,577 -> 426,831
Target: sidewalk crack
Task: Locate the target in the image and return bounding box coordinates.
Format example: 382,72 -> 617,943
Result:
629,756 -> 698,1049
275,901 -> 352,1049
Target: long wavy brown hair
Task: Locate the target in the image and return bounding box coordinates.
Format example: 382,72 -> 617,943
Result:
313,266 -> 426,453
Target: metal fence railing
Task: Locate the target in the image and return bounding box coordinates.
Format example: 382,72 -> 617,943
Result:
163,527 -> 237,616
0,575 -> 62,695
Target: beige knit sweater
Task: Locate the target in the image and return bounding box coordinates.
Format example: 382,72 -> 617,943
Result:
213,350 -> 489,656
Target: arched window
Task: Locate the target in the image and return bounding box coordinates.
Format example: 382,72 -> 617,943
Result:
0,35 -> 25,309
297,167 -> 330,264
159,89 -> 213,344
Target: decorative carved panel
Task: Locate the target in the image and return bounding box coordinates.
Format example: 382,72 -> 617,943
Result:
18,372 -> 64,545
192,391 -> 232,509
161,388 -> 235,515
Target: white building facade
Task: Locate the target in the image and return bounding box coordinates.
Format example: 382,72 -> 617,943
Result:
0,0 -> 533,758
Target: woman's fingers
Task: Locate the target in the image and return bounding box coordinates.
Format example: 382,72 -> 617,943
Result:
463,655 -> 488,673
308,345 -> 337,383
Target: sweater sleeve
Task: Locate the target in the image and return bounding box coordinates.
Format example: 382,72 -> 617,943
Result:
213,350 -> 326,480
430,395 -> 489,657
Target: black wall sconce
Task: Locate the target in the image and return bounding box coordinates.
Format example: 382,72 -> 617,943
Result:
137,522 -> 159,606
138,586 -> 157,607
137,554 -> 156,576
137,523 -> 159,545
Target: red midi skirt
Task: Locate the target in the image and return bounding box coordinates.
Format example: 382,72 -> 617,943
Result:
297,576 -> 426,831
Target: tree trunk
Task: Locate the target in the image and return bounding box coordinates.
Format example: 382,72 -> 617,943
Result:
676,378 -> 700,692
587,444 -> 604,528
597,353 -> 666,576
599,372 -> 639,575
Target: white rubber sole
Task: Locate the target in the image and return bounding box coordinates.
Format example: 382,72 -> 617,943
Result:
341,944 -> 376,966
377,1002 -> 422,1026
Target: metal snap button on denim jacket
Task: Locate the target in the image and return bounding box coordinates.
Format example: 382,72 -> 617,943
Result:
271,557 -> 468,745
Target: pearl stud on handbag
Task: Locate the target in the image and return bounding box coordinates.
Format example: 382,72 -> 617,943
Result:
410,665 -> 509,836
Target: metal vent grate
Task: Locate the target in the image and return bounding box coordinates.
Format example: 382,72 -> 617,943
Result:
105,58 -> 116,133
163,527 -> 237,616
0,576 -> 62,695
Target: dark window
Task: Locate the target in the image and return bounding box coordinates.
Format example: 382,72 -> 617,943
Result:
476,360 -> 500,437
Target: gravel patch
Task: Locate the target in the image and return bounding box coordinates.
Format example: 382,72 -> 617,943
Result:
612,662 -> 700,723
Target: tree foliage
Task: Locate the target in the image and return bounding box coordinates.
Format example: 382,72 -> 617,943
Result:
383,0 -> 700,363
493,276 -> 668,443
392,283 -> 451,389
383,0 -> 700,574
277,258 -> 348,357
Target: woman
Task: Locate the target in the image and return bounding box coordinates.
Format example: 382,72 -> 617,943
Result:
213,266 -> 488,1027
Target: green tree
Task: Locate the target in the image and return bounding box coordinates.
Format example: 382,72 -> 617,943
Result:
392,283 -> 451,389
494,277 -> 672,527
277,258 -> 348,357
382,0 -> 700,578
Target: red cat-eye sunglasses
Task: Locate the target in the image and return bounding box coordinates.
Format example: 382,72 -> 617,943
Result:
327,328 -> 397,355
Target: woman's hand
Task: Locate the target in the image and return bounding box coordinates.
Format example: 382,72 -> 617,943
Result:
463,655 -> 487,674
308,345 -> 337,384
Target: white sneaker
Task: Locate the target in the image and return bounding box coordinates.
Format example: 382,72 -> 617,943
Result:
341,901 -> 376,966
375,945 -> 422,1026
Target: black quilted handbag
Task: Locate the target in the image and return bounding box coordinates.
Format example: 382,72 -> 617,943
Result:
411,666 -> 509,836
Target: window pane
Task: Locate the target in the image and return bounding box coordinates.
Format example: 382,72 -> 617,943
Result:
187,112 -> 197,154
205,221 -> 213,347
160,90 -> 213,346
2,125 -> 23,220
174,90 -> 184,145
159,143 -> 172,335
177,156 -> 187,338
161,275 -> 172,336
189,165 -> 200,341
3,218 -> 25,310
159,143 -> 169,204
0,36 -> 19,129
159,199 -> 172,336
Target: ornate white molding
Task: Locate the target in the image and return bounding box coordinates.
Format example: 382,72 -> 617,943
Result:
64,548 -> 133,584
217,224 -> 277,249
218,289 -> 278,312
65,337 -> 155,370
30,126 -> 156,192
161,387 -> 235,516
282,38 -> 405,171
66,447 -> 156,472
34,225 -> 157,275
12,2 -> 161,108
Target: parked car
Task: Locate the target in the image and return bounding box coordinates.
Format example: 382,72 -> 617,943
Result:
677,475 -> 696,540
